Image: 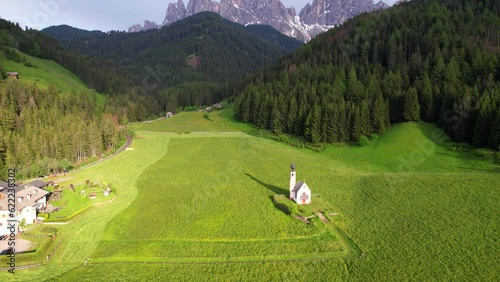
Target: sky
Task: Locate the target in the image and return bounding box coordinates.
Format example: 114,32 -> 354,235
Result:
0,0 -> 398,32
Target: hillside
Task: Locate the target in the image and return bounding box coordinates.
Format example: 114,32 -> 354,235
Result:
41,12 -> 303,87
235,0 -> 500,149
0,21 -> 135,179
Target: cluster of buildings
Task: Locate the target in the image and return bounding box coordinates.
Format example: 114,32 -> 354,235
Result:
0,180 -> 51,235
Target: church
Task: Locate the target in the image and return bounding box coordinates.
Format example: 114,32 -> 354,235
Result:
289,163 -> 311,205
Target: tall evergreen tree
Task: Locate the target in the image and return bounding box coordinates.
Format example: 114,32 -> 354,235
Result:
403,87 -> 421,122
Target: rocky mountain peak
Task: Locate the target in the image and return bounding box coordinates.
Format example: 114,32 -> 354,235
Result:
128,20 -> 159,32
132,0 -> 390,41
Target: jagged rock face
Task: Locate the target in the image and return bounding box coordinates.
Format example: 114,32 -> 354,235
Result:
128,24 -> 143,33
143,20 -> 159,30
132,0 -> 389,42
299,0 -> 374,26
164,0 -> 188,25
374,0 -> 390,10
128,20 -> 159,32
186,0 -> 220,15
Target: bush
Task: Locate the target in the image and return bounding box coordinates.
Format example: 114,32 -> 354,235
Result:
184,106 -> 198,112
475,148 -> 494,157
23,62 -> 37,68
357,135 -> 370,146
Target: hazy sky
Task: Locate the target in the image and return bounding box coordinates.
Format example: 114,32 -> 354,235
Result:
0,0 -> 398,32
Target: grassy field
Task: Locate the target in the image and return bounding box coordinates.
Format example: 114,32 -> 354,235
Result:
132,108 -> 253,133
46,184 -> 116,219
1,111 -> 498,281
4,49 -> 106,110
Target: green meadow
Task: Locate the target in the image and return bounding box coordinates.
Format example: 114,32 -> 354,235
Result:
133,109 -> 253,133
1,111 -> 498,281
4,49 -> 106,109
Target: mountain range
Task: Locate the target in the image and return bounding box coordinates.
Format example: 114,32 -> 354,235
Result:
42,12 -> 303,89
129,0 -> 389,41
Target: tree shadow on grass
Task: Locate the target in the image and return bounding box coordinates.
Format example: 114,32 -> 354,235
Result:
245,173 -> 288,195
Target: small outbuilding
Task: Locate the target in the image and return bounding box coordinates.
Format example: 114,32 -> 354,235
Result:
7,72 -> 19,79
103,188 -> 111,197
166,112 -> 174,118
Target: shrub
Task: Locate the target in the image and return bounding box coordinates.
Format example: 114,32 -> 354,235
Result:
23,62 -> 37,68
475,148 -> 494,157
357,135 -> 370,146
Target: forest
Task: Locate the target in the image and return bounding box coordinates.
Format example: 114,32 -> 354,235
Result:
1,0 -> 499,178
0,21 -> 135,178
0,80 -> 124,178
42,12 -> 302,86
235,0 -> 500,149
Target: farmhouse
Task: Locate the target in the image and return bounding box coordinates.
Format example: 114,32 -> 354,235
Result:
289,163 -> 311,205
0,185 -> 50,235
7,72 -> 19,79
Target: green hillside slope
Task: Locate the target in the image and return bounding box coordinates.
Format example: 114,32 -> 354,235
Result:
235,0 -> 500,149
4,48 -> 105,108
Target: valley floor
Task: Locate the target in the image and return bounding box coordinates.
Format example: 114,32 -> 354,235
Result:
1,114 -> 498,281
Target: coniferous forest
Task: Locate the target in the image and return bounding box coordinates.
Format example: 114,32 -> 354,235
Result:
235,0 -> 500,149
0,81 -> 123,178
0,21 -> 136,178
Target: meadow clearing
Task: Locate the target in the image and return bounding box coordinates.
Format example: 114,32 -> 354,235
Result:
4,49 -> 106,110
1,111 -> 498,281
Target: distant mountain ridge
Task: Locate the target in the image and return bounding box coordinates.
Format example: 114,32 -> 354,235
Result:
42,24 -> 105,41
129,0 -> 389,41
42,12 -> 303,87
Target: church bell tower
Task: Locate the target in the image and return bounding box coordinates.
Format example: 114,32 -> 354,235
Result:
290,163 -> 296,200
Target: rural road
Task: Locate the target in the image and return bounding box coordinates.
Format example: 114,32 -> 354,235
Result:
74,135 -> 133,171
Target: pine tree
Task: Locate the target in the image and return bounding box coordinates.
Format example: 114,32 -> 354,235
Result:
270,101 -> 283,134
419,72 -> 435,122
489,110 -> 500,150
305,104 -> 321,143
403,87 -> 420,122
287,96 -> 298,134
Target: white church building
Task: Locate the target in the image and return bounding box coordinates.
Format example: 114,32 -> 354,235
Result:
289,163 -> 311,205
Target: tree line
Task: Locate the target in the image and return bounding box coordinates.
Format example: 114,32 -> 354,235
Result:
235,0 -> 500,149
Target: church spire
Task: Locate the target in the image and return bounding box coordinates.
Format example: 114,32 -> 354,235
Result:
290,163 -> 296,200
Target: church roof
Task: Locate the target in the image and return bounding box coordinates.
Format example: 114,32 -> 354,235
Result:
293,181 -> 307,193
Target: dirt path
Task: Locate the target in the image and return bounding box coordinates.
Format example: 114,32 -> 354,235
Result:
317,212 -> 329,223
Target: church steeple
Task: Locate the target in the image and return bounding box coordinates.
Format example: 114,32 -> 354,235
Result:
290,163 -> 296,200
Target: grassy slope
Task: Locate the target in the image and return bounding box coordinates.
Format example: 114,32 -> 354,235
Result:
2,112 -> 498,281
4,49 -> 105,110
0,133 -> 170,281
